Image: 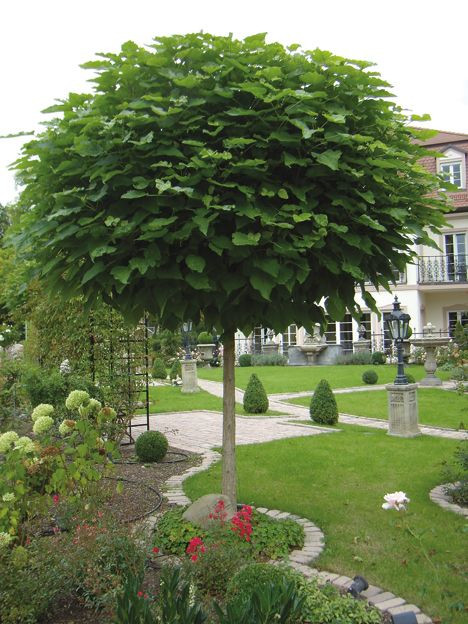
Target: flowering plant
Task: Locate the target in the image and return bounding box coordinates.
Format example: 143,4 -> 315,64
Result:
381,491 -> 410,511
231,504 -> 253,542
0,390 -> 119,543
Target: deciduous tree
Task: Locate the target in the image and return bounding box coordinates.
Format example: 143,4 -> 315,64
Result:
12,33 -> 447,504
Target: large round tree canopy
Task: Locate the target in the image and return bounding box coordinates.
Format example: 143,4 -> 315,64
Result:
13,33 -> 446,333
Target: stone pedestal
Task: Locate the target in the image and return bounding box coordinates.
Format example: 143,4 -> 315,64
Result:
386,383 -> 420,437
353,339 -> 371,353
181,359 -> 199,393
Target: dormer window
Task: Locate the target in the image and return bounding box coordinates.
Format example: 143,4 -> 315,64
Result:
437,148 -> 466,189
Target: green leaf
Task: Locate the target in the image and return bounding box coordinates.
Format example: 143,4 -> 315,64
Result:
250,273 -> 274,300
278,189 -> 289,199
232,232 -> 261,246
81,262 -> 106,285
315,150 -> 342,170
155,179 -> 172,193
132,176 -> 150,189
90,245 -> 117,259
290,119 -> 316,139
121,190 -> 148,199
110,265 -> 132,284
185,255 -> 206,273
186,273 -> 211,290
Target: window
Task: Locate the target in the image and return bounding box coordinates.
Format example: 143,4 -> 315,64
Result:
282,324 -> 297,348
440,162 -> 462,187
448,311 -> 468,337
445,233 -> 467,282
437,148 -> 466,190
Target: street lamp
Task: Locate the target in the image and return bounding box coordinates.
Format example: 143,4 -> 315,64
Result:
386,296 -> 411,385
182,321 -> 193,360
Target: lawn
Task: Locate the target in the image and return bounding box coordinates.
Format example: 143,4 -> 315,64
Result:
290,388 -> 467,430
197,364 -> 450,393
139,385 -> 283,417
184,425 -> 466,624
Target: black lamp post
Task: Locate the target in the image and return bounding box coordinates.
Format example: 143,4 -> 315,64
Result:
386,296 -> 411,385
182,321 -> 193,360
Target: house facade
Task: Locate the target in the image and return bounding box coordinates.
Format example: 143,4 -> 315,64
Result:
237,130 -> 468,360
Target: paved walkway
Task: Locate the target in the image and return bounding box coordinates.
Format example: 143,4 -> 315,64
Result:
197,379 -> 467,441
132,409 -> 336,453
132,379 -> 466,449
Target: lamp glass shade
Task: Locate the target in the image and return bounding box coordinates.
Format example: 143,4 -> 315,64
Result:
182,321 -> 193,333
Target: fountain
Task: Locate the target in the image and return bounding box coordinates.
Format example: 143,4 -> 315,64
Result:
298,325 -> 327,365
409,322 -> 450,386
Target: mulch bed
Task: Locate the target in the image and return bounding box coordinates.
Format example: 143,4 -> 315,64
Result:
43,445 -> 201,624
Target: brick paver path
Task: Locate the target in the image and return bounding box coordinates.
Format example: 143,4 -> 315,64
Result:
198,379 -> 468,441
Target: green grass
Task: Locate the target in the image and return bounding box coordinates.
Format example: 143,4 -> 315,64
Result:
184,426 -> 466,623
138,386 -> 283,417
290,388 -> 467,430
197,364 -> 450,393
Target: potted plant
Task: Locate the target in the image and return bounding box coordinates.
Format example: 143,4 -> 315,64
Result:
197,331 -> 216,361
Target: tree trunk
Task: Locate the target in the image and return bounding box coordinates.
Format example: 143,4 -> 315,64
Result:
222,330 -> 237,507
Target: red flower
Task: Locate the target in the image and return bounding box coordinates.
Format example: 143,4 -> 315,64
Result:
52,494 -> 60,505
152,546 -> 159,554
191,554 -> 198,562
137,591 -> 144,598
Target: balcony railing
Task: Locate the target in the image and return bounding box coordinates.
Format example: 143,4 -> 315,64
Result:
418,255 -> 468,284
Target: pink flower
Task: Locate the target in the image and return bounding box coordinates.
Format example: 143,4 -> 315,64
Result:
137,591 -> 144,598
52,494 -> 60,505
382,491 -> 410,511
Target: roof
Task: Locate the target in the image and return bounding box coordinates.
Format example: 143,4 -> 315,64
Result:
415,129 -> 468,146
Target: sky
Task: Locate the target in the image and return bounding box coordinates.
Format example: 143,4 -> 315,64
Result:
1,0 -> 467,205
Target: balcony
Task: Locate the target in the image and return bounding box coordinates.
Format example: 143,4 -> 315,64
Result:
418,255 -> 468,284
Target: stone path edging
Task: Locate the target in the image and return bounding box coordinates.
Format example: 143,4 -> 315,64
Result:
429,483 -> 468,517
161,448 -> 433,623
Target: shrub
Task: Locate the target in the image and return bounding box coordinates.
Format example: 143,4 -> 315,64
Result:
406,373 -> 416,384
226,563 -> 301,604
169,359 -> 182,380
243,374 -> 269,414
410,347 -> 426,365
197,331 -> 213,344
362,370 -> 378,384
185,536 -> 252,596
156,566 -> 207,624
371,351 -> 386,365
238,354 -> 252,367
310,379 -> 338,425
451,366 -> 466,381
135,431 -> 168,463
249,510 -> 304,559
152,357 -> 167,380
251,353 -> 287,366
335,352 -> 373,365
153,507 -> 206,556
442,442 -> 468,506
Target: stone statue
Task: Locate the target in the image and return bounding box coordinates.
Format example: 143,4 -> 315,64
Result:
358,324 -> 367,340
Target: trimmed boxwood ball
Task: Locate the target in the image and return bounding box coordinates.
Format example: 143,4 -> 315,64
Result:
310,379 -> 338,425
135,431 -> 168,463
238,353 -> 252,367
362,369 -> 378,384
243,373 -> 269,413
152,357 -> 167,380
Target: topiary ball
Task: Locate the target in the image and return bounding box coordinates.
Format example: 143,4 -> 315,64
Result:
243,373 -> 269,413
309,379 -> 338,425
238,354 -> 252,367
362,369 -> 378,384
135,431 -> 168,463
